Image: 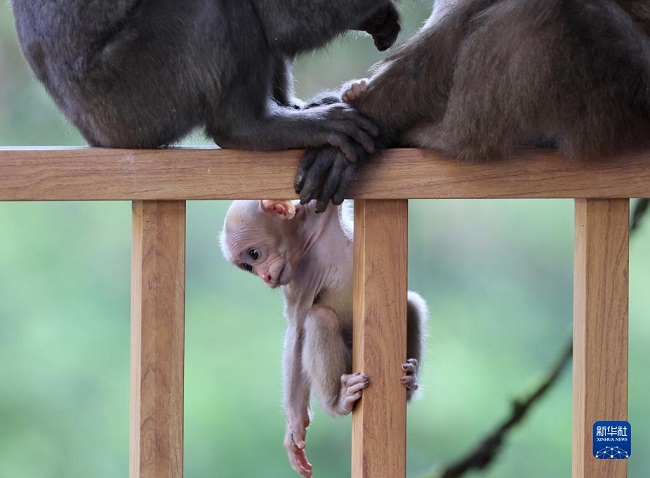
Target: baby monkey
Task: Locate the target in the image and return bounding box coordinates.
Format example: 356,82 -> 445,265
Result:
221,199 -> 427,478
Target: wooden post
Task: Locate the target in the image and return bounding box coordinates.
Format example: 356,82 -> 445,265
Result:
352,199 -> 408,478
573,199 -> 629,478
130,201 -> 186,478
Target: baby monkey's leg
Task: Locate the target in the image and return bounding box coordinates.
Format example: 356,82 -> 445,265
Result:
302,306 -> 369,416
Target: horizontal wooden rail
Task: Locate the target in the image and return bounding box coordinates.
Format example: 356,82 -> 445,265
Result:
1,147 -> 649,200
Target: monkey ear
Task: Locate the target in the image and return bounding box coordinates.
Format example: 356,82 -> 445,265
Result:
260,200 -> 296,219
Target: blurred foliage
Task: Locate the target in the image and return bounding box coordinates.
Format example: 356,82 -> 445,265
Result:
1,2 -> 649,477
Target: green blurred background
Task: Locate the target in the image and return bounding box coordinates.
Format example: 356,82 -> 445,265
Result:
1,2 -> 648,477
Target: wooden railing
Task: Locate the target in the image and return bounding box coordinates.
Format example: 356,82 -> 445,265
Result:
2,146 -> 647,478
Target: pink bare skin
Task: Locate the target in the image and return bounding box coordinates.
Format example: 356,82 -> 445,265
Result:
221,199 -> 428,477
342,79 -> 369,104
401,358 -> 419,391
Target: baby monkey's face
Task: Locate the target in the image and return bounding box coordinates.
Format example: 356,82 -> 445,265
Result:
230,240 -> 294,289
222,199 -> 304,289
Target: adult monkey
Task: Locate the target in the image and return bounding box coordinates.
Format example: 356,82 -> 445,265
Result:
296,0 -> 650,211
11,0 -> 400,161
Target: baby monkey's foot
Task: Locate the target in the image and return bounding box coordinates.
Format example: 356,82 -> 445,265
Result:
342,79 -> 369,104
400,358 -> 419,393
338,372 -> 369,415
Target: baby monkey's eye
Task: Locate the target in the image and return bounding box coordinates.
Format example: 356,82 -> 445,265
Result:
241,263 -> 253,273
248,248 -> 259,260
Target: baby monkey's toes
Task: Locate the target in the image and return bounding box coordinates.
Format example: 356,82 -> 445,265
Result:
338,372 -> 369,415
342,79 -> 368,104
400,358 -> 419,391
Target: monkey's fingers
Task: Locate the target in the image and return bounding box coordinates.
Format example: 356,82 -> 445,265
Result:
329,141 -> 370,206
316,153 -> 349,212
341,372 -> 370,387
401,358 -> 419,375
400,375 -> 419,390
327,103 -> 379,137
317,104 -> 379,160
316,148 -> 365,211
338,372 -> 370,414
342,80 -> 368,104
290,449 -> 313,478
297,149 -> 335,205
332,164 -> 358,206
326,132 -> 372,164
348,113 -> 379,141
297,144 -> 368,209
323,103 -> 378,136
345,379 -> 370,395
400,358 -> 420,390
294,148 -> 318,194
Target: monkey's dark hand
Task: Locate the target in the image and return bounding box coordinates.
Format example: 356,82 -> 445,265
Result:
294,144 -> 369,213
356,2 -> 401,51
309,103 -> 378,164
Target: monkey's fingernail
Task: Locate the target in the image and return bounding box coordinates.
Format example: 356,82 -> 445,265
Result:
294,174 -> 304,192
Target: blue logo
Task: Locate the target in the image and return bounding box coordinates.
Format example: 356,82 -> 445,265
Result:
593,421 -> 631,459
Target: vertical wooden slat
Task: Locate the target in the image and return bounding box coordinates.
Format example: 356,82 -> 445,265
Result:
573,198 -> 629,478
352,199 -> 408,478
131,201 -> 186,478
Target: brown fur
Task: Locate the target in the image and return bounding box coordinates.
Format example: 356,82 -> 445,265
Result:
353,0 -> 650,160
295,0 -> 650,205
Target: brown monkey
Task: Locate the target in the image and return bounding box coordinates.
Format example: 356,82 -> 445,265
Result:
295,0 -> 650,208
221,199 -> 427,478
